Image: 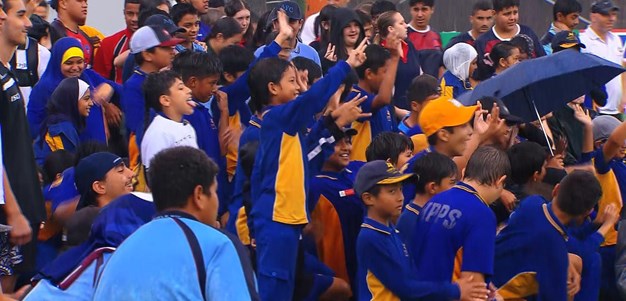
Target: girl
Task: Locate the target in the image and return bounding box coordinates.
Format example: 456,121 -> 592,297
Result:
205,17 -> 244,56
309,5 -> 336,52
489,41 -> 521,76
441,42 -> 478,99
321,8 -> 365,73
34,78 -> 94,164
224,0 -> 255,49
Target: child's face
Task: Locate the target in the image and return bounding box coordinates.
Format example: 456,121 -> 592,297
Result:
558,12 -> 580,30
363,22 -> 373,40
77,89 -> 93,117
495,6 -> 519,32
371,183 -> 404,219
193,74 -> 220,102
167,78 -> 194,116
149,46 -> 176,70
443,123 -> 473,157
395,148 -> 413,171
233,9 -> 251,32
272,66 -> 300,104
327,137 -> 352,170
367,63 -> 389,94
410,3 -> 434,29
499,48 -> 520,70
61,56 -> 85,78
468,58 -> 478,78
342,21 -> 361,48
179,13 -> 200,43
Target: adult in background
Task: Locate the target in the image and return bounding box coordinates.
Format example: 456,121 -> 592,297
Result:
445,0 -> 494,48
49,0 -> 98,67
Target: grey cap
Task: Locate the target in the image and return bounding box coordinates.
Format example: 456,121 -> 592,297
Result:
592,115 -> 621,141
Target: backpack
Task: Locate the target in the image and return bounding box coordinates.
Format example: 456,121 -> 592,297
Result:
9,37 -> 39,87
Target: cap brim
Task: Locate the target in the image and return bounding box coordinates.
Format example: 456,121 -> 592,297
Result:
377,173 -> 415,185
502,114 -> 523,125
343,128 -> 358,136
447,105 -> 478,128
159,37 -> 185,47
559,42 -> 586,49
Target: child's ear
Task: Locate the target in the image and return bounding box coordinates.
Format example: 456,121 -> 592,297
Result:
224,72 -> 236,83
498,57 -> 507,68
552,183 -> 560,199
268,82 -> 279,96
159,94 -> 171,108
92,180 -> 106,195
191,184 -> 205,211
410,101 -> 420,113
216,33 -> 224,42
436,129 -> 450,143
365,68 -> 374,80
361,192 -> 375,206
496,175 -> 507,188
426,182 -> 437,195
594,140 -> 603,149
187,77 -> 198,89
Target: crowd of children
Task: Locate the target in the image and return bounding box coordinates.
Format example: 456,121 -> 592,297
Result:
0,0 -> 624,300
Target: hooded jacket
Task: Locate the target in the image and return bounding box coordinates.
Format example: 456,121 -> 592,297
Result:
441,43 -> 477,99
320,8 -> 365,73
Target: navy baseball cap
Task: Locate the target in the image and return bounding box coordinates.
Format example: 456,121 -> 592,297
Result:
591,0 -> 619,15
551,31 -> 586,51
75,152 -> 124,208
354,160 -> 414,196
478,97 -> 523,125
130,25 -> 185,54
144,15 -> 186,36
270,1 -> 303,21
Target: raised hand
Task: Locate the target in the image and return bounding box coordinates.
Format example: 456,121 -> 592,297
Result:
346,38 -> 368,68
324,43 -> 337,62
332,93 -> 372,127
572,104 -> 592,126
214,90 -> 229,113
294,67 -> 309,93
276,9 -> 293,40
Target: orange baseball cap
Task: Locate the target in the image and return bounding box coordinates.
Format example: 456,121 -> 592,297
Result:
418,97 -> 478,137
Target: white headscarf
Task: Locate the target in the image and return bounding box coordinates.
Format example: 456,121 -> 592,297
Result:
77,78 -> 90,100
443,43 -> 478,82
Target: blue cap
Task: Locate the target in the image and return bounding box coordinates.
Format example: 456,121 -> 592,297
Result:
270,1 -> 303,22
591,0 -> 619,15
144,15 -> 186,35
75,152 -> 124,208
354,160 -> 414,196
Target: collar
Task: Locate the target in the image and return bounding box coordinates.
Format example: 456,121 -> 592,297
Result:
156,112 -> 188,125
55,18 -> 79,34
492,24 -> 520,41
249,115 -> 262,129
543,203 -> 569,241
409,24 -> 431,33
405,202 -> 421,216
361,217 -> 393,235
154,210 -> 198,221
468,30 -> 476,40
453,181 -> 488,206
380,39 -> 409,63
585,26 -> 613,43
133,67 -> 148,77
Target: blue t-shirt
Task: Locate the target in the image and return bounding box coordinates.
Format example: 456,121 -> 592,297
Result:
254,41 -> 321,67
396,202 -> 422,244
410,182 -> 496,285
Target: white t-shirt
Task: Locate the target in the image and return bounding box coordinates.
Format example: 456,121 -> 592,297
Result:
141,115 -> 198,169
300,12 -> 319,46
579,27 -> 625,114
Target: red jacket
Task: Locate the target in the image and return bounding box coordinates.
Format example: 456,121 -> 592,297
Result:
92,28 -> 132,84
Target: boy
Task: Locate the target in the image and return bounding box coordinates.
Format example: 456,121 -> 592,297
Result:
396,152 -> 457,243
309,128 -> 363,288
407,0 -> 443,77
494,171 -> 615,301
292,57 -> 323,88
140,70 -> 198,170
474,0 -> 545,80
354,160 -> 488,300
446,1 -> 494,48
171,3 -> 205,53
122,25 -> 183,171
93,146 -> 258,300
349,44 -> 400,161
506,141 -> 548,199
409,146 -> 510,289
540,0 -> 582,55
398,74 -> 441,153
365,132 -> 414,170
248,38 -> 367,300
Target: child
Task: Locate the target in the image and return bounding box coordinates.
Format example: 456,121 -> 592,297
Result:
248,36 -> 367,299
489,41 -> 520,76
410,146 -> 510,286
122,25 -> 183,171
494,171 -> 614,301
292,57 -> 323,88
441,43 -> 478,98
398,74 -> 440,153
355,10 -> 373,41
365,132 -> 414,170
140,70 -> 197,170
171,3 -> 206,53
396,152 -> 457,243
34,77 -> 94,165
349,44 -> 400,161
218,45 -> 255,86
506,141 -> 548,200
354,160 -> 488,300
205,17 -> 243,56
224,0 -> 254,49
540,0 -> 582,55
322,7 -> 366,73
406,0 -> 443,77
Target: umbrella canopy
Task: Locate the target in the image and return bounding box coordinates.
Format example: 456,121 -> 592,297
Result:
458,49 -> 625,122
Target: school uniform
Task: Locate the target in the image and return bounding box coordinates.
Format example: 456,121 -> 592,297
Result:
396,202 -> 422,245
121,68 -> 148,169
402,146 -> 434,203
391,40 -> 422,110
407,25 -> 443,77
250,61 -> 352,301
34,121 -> 81,165
397,115 -> 429,154
348,86 -> 395,161
440,70 -> 472,99
445,31 -> 476,49
140,114 -> 198,169
356,217 -> 460,301
410,182 -> 496,289
494,196 -> 569,301
309,161 -> 365,287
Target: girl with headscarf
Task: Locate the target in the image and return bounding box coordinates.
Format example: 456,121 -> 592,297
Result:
28,37 -> 122,143
440,42 -> 478,99
320,8 -> 365,73
34,77 -> 94,164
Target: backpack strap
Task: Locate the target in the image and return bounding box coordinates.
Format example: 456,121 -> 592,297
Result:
171,217 -> 206,300
8,38 -> 39,87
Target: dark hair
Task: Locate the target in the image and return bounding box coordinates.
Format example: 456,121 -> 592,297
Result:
328,8 -> 365,61
172,51 -> 223,82
366,184 -> 382,197
370,0 -> 397,17
413,152 -> 458,194
507,141 -> 547,185
224,0 -> 254,47
74,141 -> 110,166
139,0 -> 171,11
314,5 -> 337,46
28,14 -> 50,43
292,57 -> 322,86
492,0 -> 519,12
355,9 -> 372,25
44,77 -> 88,135
489,41 -> 518,66
134,47 -> 157,66
138,7 -> 169,27
407,74 -> 439,104
472,0 -> 493,14
340,69 -> 359,102
252,10 -> 272,48
365,132 -> 414,165
427,126 -> 454,146
171,3 -> 198,25
248,57 -> 292,113
43,150 -> 75,185
464,146 -> 511,185
148,146 -> 219,211
553,0 -> 581,20
39,0 -> 49,8
510,34 -> 534,58
143,70 -> 181,113
409,0 -> 435,7
208,17 -> 242,40
355,44 -> 390,79
125,0 -> 141,5
376,11 -> 400,38
219,44 -> 254,81
556,170 -> 602,216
